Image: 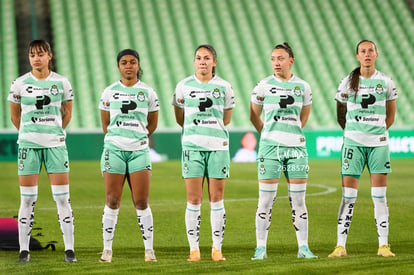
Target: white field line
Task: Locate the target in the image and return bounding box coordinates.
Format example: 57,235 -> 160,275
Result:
1,183 -> 337,212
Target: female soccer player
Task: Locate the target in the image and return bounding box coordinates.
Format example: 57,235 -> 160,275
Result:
329,40 -> 397,258
99,49 -> 159,263
8,40 -> 76,263
172,44 -> 235,262
250,42 -> 317,260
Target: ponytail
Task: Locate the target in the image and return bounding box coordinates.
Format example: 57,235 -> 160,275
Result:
349,66 -> 361,93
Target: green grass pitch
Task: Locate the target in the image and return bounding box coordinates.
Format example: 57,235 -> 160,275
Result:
1,159 -> 413,274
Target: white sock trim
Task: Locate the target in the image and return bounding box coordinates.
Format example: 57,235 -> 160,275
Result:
258,182 -> 278,192
187,202 -> 201,212
289,183 -> 307,192
20,186 -> 38,196
343,187 -> 358,199
371,186 -> 387,198
104,205 -> 119,216
137,206 -> 152,216
210,200 -> 224,211
51,184 -> 70,196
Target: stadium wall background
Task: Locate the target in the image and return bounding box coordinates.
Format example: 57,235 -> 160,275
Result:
1,129 -> 414,162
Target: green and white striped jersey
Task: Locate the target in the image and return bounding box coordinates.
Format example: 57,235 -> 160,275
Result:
8,72 -> 73,148
172,74 -> 235,151
251,74 -> 312,148
335,70 -> 398,147
99,80 -> 159,151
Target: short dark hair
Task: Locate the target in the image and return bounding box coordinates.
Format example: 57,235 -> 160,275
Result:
274,42 -> 294,58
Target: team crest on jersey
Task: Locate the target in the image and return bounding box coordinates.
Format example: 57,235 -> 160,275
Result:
104,161 -> 111,171
342,159 -> 349,170
259,164 -> 266,174
49,85 -> 59,95
375,84 -> 384,94
18,160 -> 24,171
137,91 -> 145,102
294,86 -> 302,96
212,88 -> 220,98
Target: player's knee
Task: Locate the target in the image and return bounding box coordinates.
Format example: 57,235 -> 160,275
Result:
133,199 -> 148,210
106,196 -> 121,209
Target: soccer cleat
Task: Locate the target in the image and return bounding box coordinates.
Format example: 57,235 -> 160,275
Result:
297,245 -> 318,259
145,249 -> 157,262
64,250 -> 77,263
19,250 -> 30,263
99,249 -> 112,262
377,245 -> 395,257
211,247 -> 226,261
187,250 -> 201,262
328,246 -> 347,258
251,246 -> 267,260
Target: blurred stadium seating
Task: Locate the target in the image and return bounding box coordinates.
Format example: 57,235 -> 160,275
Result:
1,0 -> 414,130
0,0 -> 18,129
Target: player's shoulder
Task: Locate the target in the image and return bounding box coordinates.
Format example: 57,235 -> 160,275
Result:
212,75 -> 232,87
338,74 -> 351,86
49,71 -> 70,82
136,80 -> 155,91
104,80 -> 122,91
12,72 -> 31,84
253,75 -> 273,88
177,75 -> 195,86
291,74 -> 309,85
374,70 -> 393,81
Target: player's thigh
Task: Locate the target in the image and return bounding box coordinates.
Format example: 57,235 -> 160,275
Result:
340,145 -> 366,176
19,174 -> 40,186
185,177 -> 204,204
206,151 -> 230,179
128,169 -> 151,208
367,146 -> 391,174
257,145 -> 285,180
284,148 -> 309,179
257,157 -> 283,180
127,149 -> 152,174
100,148 -> 127,174
44,146 -> 70,174
103,172 -> 126,207
181,150 -> 206,178
127,150 -> 152,206
48,173 -> 69,185
208,178 -> 226,202
17,147 -> 42,176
